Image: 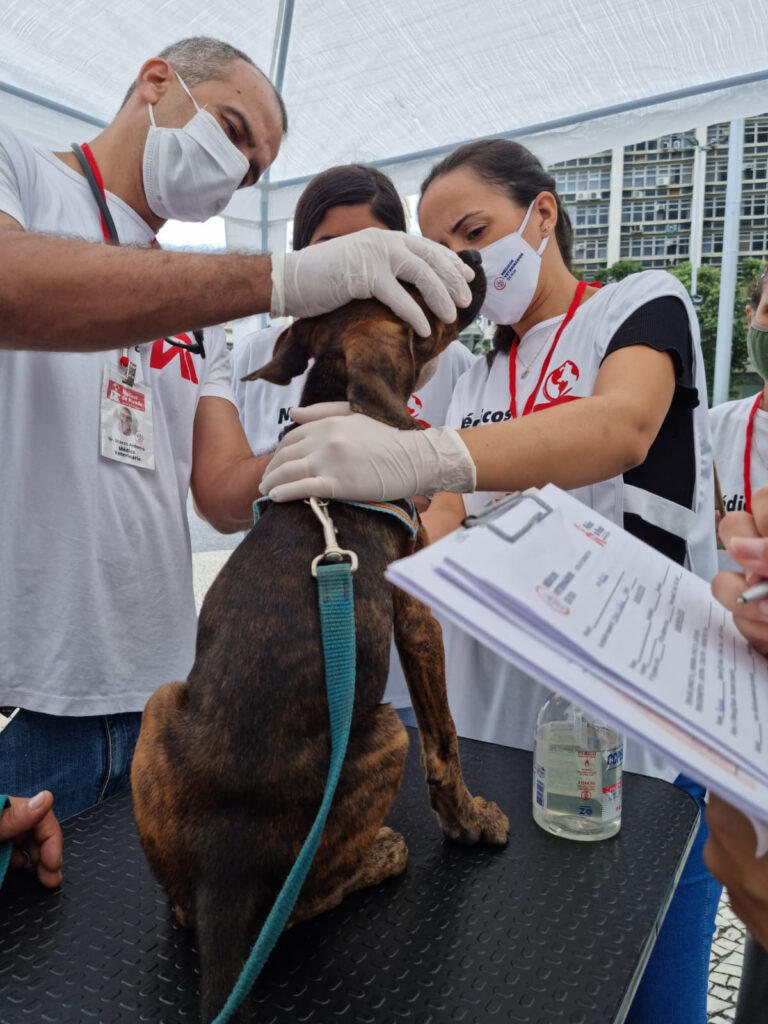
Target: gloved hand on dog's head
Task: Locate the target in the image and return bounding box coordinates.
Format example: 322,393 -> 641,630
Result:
270,229 -> 475,339
260,401 -> 476,503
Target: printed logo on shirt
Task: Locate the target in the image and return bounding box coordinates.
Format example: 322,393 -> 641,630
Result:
408,393 -> 431,428
149,336 -> 199,384
461,408 -> 513,428
543,359 -> 579,402
278,407 -> 292,425
723,492 -> 748,513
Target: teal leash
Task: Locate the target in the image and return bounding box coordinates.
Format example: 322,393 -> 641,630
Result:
0,795 -> 12,889
211,499 -> 357,1024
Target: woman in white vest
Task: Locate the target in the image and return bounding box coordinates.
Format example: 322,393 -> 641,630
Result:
261,139 -> 720,1024
708,263 -> 768,1019
232,163 -> 475,715
710,263 -> 768,571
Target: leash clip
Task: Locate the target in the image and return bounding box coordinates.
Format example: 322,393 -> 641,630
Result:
307,497 -> 359,577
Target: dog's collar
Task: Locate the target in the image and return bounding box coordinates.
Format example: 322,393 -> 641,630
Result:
252,496 -> 420,540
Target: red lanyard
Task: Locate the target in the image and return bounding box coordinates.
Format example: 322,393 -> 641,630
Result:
509,280 -> 588,418
743,391 -> 764,514
80,142 -> 113,243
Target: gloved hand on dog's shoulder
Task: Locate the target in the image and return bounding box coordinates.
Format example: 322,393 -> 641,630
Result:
270,229 -> 475,339
260,402 -> 477,503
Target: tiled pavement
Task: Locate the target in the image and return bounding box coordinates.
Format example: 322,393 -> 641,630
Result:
708,890 -> 746,1022
191,541 -> 750,1023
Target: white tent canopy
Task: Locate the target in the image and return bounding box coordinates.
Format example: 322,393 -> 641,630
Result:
2,0 -> 767,249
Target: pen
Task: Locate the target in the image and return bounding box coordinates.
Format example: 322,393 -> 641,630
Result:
736,579 -> 768,604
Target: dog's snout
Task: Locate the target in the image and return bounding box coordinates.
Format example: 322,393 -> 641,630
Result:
454,249 -> 487,330
458,249 -> 482,269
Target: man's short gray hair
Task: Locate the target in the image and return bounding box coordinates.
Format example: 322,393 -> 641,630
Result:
121,36 -> 287,131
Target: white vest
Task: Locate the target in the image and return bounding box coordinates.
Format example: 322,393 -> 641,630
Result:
709,392 -> 768,572
442,270 -> 717,780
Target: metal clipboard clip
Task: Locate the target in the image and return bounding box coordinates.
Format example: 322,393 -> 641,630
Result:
461,490 -> 553,544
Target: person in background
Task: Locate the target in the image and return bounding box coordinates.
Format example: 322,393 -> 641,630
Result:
0,792 -> 63,890
261,137 -> 720,1023
710,262 -> 768,571
233,163 -> 476,719
0,37 -> 473,823
710,487 -> 768,1018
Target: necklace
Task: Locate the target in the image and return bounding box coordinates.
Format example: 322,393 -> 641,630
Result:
516,328 -> 553,378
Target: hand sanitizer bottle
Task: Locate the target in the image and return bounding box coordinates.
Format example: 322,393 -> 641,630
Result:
533,692 -> 623,841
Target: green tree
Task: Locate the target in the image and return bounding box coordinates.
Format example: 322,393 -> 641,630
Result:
591,260 -> 644,284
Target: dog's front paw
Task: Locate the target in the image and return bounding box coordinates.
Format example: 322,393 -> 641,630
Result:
440,795 -> 510,847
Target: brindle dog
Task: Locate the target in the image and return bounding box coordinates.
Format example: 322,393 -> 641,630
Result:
131,249 -> 509,1023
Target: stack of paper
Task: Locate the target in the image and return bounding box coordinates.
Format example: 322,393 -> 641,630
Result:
386,484 -> 768,837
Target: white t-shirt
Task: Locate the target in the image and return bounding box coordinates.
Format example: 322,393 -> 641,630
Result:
439,271 -> 716,781
232,326 -> 476,708
710,392 -> 768,571
0,125 -> 235,715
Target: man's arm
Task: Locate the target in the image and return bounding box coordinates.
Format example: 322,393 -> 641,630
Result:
0,223 -> 272,352
0,224 -> 473,352
190,396 -> 272,533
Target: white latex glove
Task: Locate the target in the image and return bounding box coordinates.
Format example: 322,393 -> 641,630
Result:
260,402 -> 476,502
270,228 -> 475,338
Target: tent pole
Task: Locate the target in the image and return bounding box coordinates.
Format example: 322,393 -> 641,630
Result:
689,127 -> 707,299
271,67 -> 768,191
0,81 -> 106,128
259,0 -> 296,328
712,119 -> 744,407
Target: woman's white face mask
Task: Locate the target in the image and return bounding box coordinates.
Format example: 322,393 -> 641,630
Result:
478,200 -> 548,325
142,71 -> 250,223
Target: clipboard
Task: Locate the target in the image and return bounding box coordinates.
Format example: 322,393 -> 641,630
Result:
386,483 -> 768,846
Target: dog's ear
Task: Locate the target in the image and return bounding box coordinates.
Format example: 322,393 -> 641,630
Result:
240,321 -> 313,384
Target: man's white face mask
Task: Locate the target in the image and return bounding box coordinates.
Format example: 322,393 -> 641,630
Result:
142,70 -> 250,223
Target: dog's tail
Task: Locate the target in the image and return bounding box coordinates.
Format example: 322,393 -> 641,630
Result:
196,880 -> 272,1024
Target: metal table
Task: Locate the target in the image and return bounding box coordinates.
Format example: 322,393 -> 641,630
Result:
0,733 -> 698,1023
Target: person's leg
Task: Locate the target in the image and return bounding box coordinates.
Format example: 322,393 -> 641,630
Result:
734,934 -> 768,1024
396,706 -> 417,728
0,707 -> 106,821
99,711 -> 143,802
625,776 -> 722,1024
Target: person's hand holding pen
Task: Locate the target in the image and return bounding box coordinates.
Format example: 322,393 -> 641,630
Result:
712,486 -> 768,654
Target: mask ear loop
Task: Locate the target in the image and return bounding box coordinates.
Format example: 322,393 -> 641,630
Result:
147,68 -> 201,127
518,198 -> 550,257
174,70 -> 201,112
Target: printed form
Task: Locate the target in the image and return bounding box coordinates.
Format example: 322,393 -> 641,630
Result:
386,484 -> 768,830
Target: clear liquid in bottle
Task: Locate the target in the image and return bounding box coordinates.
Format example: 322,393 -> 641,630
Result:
532,693 -> 623,841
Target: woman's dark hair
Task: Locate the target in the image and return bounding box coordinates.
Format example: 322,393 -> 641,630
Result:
747,262 -> 768,309
292,164 -> 406,251
420,139 -> 573,356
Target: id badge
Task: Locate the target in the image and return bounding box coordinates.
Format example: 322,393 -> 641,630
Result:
100,364 -> 155,470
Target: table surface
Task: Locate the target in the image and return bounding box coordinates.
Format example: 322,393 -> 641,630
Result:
0,733 -> 698,1024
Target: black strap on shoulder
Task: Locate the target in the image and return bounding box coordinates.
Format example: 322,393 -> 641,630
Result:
70,143 -> 120,244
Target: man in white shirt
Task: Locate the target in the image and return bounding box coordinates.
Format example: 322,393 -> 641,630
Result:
0,36 -> 475,820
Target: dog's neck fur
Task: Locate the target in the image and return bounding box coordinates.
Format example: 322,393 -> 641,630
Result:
297,350 -> 415,428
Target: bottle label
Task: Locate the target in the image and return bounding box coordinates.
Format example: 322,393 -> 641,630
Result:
536,723 -> 623,822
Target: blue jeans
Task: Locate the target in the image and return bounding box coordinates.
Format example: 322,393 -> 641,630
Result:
396,705 -> 417,728
625,775 -> 722,1024
0,707 -> 142,822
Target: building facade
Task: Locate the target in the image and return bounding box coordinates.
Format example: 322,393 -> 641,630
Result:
550,115 -> 768,280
